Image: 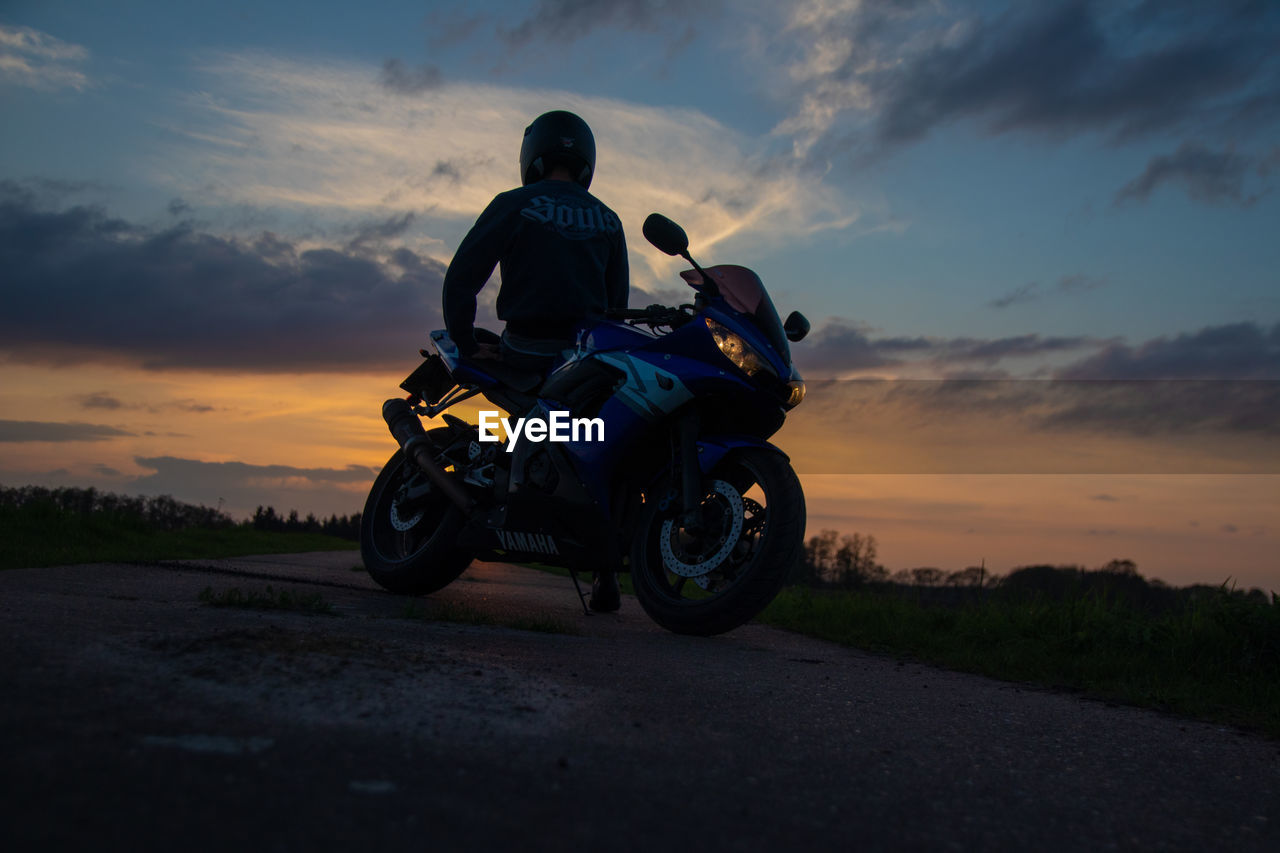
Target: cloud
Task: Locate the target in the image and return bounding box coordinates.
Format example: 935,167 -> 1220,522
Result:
498,0 -> 721,48
1115,142 -> 1266,206
796,320 -> 909,374
0,183 -> 446,372
775,1 -> 1280,162
817,378 -> 1280,441
344,211 -> 417,253
1057,273 -> 1104,294
132,456 -> 376,518
783,377 -> 1280,475
944,335 -> 1094,365
1032,380 -> 1280,437
82,392 -> 124,410
989,282 -> 1038,309
80,392 -> 215,414
795,320 -> 1095,377
170,51 -> 860,285
378,58 -> 443,94
989,275 -> 1105,309
135,455 -> 374,485
0,420 -> 131,442
1056,322 -> 1280,379
0,24 -> 90,92
170,400 -> 216,414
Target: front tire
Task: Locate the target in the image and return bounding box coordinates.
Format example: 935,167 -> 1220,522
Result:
631,448 -> 805,636
361,441 -> 472,595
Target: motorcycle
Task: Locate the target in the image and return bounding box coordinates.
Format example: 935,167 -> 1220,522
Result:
360,213 -> 811,636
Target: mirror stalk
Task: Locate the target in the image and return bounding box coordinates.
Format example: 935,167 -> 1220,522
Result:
681,251 -> 718,295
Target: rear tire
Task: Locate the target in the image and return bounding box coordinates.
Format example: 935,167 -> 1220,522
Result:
361,440 -> 472,595
631,448 -> 805,636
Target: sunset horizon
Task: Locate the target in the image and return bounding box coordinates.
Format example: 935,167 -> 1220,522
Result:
3,2 -> 1277,590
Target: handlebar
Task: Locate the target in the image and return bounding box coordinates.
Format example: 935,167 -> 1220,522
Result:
605,304 -> 695,330
606,307 -> 657,320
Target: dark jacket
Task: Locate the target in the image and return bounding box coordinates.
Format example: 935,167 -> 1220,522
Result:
442,180 -> 629,356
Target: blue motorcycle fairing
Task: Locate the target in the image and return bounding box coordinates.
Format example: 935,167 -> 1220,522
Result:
553,331 -> 787,502
582,319 -> 657,351
425,287 -> 794,520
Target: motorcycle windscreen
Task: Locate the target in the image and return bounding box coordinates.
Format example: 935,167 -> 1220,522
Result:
681,265 -> 791,365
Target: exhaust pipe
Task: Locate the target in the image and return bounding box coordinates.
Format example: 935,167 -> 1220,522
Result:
382,398 -> 474,511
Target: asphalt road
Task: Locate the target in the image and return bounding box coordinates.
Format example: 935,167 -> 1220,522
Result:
1,553 -> 1276,852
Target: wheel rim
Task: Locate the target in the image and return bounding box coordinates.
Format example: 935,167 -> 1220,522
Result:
644,458 -> 770,602
369,462 -> 445,561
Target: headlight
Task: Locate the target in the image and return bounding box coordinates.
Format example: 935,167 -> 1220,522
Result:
705,318 -> 771,377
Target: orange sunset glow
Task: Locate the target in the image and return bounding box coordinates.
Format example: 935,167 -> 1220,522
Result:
3,359 -> 1276,589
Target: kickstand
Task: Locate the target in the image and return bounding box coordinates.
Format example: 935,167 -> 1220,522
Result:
567,568 -> 592,616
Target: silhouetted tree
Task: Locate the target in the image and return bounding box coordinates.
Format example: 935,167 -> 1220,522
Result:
910,567 -> 946,586
832,532 -> 886,586
794,529 -> 886,586
947,566 -> 987,587
1100,558 -> 1138,576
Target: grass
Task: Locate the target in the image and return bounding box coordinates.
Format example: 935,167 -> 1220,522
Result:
198,585 -> 336,615
760,583 -> 1280,738
1,502 -> 356,570
402,600 -> 580,635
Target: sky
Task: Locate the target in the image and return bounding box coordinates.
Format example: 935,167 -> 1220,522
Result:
1,0 -> 1277,588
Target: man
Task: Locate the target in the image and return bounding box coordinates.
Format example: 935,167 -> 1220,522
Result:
441,110 -> 629,611
442,110 -> 629,373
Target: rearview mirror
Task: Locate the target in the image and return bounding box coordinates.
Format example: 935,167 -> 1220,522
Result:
642,213 -> 689,257
784,311 -> 810,343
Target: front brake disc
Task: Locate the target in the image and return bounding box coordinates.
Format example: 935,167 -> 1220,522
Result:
658,479 -> 744,578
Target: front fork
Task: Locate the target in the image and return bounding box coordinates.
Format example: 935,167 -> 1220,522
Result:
676,412 -> 705,532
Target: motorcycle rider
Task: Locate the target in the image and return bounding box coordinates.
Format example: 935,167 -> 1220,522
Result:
441,110 -> 629,611
442,110 -> 629,372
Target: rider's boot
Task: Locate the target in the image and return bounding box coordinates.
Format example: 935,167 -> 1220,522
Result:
589,568 -> 621,613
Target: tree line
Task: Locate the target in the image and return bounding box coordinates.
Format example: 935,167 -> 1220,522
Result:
249,504 -> 361,540
795,527 -> 1272,607
1,485 -> 360,541
798,528 -> 1140,589
1,485 -> 233,530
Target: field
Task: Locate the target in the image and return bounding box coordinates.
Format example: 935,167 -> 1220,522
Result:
0,486 -> 356,571
760,577 -> 1280,737
6,484 -> 1277,737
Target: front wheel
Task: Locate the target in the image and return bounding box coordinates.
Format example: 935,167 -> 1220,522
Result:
631,448 -> 805,636
361,439 -> 472,595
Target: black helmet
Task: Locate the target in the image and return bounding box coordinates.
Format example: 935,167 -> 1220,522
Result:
520,110 -> 596,189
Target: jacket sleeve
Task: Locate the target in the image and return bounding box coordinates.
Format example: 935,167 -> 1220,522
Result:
605,227 -> 629,312
442,195 -> 510,356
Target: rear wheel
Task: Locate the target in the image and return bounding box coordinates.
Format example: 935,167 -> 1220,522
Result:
631,448 -> 805,636
361,436 -> 472,595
